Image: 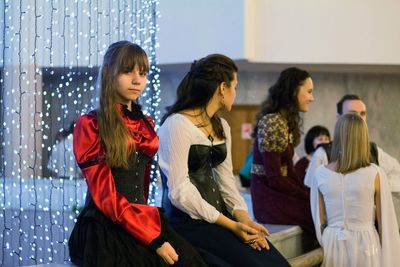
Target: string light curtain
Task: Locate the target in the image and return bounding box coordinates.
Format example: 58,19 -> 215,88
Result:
0,0 -> 160,265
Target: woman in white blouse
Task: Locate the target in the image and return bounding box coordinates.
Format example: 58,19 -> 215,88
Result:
157,54 -> 289,266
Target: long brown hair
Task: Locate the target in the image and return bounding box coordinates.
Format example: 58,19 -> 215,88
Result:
253,67 -> 311,147
330,113 -> 370,173
97,41 -> 149,168
161,54 -> 238,139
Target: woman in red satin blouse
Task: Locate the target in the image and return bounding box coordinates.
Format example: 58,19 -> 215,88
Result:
251,67 -> 316,234
68,41 -> 206,267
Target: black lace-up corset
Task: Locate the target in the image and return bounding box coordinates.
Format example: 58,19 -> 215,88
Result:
162,143 -> 229,218
85,151 -> 151,209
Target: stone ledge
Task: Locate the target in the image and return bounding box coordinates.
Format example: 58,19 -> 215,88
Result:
288,247 -> 323,267
267,224 -> 303,242
264,223 -> 321,266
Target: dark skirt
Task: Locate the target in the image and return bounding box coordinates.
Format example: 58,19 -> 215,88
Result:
168,215 -> 290,267
68,207 -> 207,267
251,175 -> 315,234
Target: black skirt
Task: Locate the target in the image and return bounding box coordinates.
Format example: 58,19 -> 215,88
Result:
68,207 -> 207,267
168,215 -> 290,267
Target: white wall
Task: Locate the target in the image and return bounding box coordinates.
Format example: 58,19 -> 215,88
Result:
157,0 -> 245,63
245,0 -> 400,64
159,0 -> 400,65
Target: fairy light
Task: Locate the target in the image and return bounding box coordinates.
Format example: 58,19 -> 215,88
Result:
1,0 -> 7,265
0,0 -> 160,265
142,0 -> 161,206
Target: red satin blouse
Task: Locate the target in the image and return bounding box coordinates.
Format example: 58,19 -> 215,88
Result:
73,104 -> 160,246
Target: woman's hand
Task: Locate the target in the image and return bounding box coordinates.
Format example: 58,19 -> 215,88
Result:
216,214 -> 258,243
245,220 -> 270,250
216,213 -> 271,251
156,242 -> 179,265
233,210 -> 270,250
232,221 -> 260,242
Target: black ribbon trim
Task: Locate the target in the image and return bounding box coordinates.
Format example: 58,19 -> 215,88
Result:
78,157 -> 101,169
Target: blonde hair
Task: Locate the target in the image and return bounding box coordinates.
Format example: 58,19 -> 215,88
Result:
97,41 -> 149,168
330,113 -> 370,173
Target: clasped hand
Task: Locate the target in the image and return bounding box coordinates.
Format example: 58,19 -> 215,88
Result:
156,242 -> 179,265
234,221 -> 270,251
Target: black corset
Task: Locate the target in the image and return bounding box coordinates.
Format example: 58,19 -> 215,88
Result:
162,143 -> 229,219
85,151 -> 151,209
111,151 -> 151,204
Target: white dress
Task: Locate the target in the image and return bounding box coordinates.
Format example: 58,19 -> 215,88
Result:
311,164 -> 400,267
305,146 -> 400,192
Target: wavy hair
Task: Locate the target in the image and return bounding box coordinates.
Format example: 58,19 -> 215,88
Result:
161,54 -> 238,139
97,41 -> 149,168
254,67 -> 311,147
331,113 -> 370,173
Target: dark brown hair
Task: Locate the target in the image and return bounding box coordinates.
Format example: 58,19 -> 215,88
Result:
254,67 -> 311,147
162,54 -> 238,139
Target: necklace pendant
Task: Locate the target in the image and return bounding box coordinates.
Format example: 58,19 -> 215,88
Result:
207,134 -> 214,143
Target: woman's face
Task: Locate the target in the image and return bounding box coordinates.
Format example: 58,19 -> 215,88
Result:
297,77 -> 314,112
313,134 -> 330,149
222,72 -> 238,111
116,65 -> 147,105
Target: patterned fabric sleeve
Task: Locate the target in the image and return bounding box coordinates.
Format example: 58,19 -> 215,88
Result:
256,113 -> 309,199
258,113 -> 289,153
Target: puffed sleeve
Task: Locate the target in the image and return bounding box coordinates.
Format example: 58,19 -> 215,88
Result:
214,118 -> 248,214
73,113 -> 162,246
258,114 -> 289,153
304,146 -> 328,188
374,164 -> 400,266
257,113 -> 309,199
310,166 -> 324,245
158,115 -> 221,223
377,146 -> 400,192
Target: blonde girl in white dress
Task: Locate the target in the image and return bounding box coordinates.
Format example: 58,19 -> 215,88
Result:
311,113 -> 400,267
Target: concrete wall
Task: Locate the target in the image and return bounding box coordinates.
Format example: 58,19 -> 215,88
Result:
159,69 -> 400,160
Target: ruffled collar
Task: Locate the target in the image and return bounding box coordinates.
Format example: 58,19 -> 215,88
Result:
117,101 -> 156,142
118,102 -> 145,120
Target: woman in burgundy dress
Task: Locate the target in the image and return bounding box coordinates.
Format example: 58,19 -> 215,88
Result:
251,67 -> 316,233
68,41 -> 206,267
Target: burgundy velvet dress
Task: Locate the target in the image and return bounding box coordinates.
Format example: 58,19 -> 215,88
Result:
250,113 -> 314,234
294,156 -> 310,183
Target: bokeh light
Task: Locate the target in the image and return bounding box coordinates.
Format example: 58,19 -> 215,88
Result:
0,0 -> 160,265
